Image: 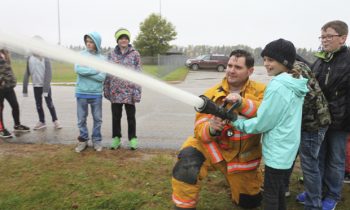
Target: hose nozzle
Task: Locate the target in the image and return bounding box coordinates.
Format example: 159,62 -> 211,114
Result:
195,95 -> 237,121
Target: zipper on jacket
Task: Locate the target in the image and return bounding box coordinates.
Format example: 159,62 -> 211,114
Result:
325,66 -> 330,85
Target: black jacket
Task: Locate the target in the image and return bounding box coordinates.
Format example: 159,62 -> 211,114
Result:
312,46 -> 350,131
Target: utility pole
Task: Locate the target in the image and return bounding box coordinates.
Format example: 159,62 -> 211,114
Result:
159,0 -> 162,17
57,0 -> 61,45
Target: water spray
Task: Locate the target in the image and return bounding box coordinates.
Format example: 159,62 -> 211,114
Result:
0,31 -> 235,120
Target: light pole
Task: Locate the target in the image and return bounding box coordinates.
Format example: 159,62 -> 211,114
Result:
159,0 -> 162,17
57,0 -> 61,45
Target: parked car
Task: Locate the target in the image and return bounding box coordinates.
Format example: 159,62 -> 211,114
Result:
185,54 -> 229,72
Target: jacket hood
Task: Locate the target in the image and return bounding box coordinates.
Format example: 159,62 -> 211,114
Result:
84,32 -> 102,53
274,72 -> 309,97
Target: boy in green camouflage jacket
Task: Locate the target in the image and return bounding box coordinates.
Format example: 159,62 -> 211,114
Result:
292,59 -> 331,209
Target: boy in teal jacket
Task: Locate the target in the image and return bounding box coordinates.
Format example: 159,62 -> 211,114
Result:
228,39 -> 309,210
74,32 -> 106,153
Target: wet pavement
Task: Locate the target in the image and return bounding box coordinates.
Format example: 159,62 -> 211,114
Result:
2,67 -> 271,150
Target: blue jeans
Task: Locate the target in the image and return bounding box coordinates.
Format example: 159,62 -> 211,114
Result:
77,97 -> 102,142
319,129 -> 348,201
300,127 -> 328,210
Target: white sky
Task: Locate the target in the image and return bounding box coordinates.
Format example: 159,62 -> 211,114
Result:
1,0 -> 349,50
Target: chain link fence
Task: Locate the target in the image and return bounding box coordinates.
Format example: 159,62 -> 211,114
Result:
141,54 -> 187,78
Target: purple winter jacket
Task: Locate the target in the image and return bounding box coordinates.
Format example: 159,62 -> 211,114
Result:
103,45 -> 142,104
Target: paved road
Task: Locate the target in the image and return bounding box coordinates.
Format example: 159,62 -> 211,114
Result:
3,67 -> 270,150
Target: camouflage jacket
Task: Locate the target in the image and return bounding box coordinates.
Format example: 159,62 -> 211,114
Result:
0,58 -> 16,90
291,61 -> 331,131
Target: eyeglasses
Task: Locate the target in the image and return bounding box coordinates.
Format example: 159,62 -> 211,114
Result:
318,34 -> 342,41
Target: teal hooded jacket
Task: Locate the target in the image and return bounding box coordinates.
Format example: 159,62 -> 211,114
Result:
233,72 -> 309,169
74,32 -> 106,96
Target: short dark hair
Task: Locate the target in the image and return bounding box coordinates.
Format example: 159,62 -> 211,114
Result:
229,49 -> 254,68
322,20 -> 348,35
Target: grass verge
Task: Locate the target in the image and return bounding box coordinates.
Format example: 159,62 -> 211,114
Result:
162,67 -> 189,82
0,143 -> 349,210
11,59 -> 159,82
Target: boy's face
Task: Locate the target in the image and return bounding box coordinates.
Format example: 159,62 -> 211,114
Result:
85,37 -> 96,52
263,56 -> 288,76
320,27 -> 347,53
117,37 -> 129,48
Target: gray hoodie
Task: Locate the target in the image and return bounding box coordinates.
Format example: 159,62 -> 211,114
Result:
23,56 -> 52,96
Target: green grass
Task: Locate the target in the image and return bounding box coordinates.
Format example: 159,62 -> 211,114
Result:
142,65 -> 159,77
11,59 -> 187,83
12,60 -> 76,83
143,66 -> 189,81
0,143 -> 349,210
162,67 -> 189,81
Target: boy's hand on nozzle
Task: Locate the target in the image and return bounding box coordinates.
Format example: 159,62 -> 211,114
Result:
225,93 -> 242,105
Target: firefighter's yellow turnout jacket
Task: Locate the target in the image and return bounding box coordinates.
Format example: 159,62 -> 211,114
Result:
172,78 -> 266,209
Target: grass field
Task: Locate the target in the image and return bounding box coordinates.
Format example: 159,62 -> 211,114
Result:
0,143 -> 349,210
162,67 -> 189,81
11,60 -> 188,83
11,60 -> 76,83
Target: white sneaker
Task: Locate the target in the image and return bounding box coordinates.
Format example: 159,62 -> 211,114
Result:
93,142 -> 103,152
75,141 -> 88,153
33,122 -> 46,130
53,120 -> 62,129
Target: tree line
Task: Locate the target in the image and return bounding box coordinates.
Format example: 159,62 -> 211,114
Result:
10,44 -> 317,66
171,45 -> 317,66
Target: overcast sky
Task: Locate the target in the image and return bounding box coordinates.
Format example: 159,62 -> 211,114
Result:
1,0 -> 349,50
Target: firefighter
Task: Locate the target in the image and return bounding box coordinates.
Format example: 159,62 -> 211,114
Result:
172,49 -> 266,209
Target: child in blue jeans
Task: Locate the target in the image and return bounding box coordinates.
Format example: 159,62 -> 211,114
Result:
228,39 -> 309,210
74,32 -> 106,152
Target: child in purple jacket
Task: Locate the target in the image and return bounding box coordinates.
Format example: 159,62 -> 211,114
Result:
104,28 -> 142,150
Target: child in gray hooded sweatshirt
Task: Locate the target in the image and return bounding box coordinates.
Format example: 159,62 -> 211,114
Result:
23,36 -> 61,130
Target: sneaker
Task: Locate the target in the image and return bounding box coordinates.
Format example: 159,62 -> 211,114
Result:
14,124 -> 30,132
129,137 -> 138,150
296,191 -> 306,204
33,122 -> 46,130
0,129 -> 12,138
75,141 -> 88,153
93,142 -> 103,152
344,173 -> 350,184
322,198 -> 337,210
111,137 -> 121,149
53,120 -> 62,129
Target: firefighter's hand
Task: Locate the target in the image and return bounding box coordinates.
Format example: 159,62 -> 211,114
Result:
209,116 -> 226,134
225,93 -> 242,104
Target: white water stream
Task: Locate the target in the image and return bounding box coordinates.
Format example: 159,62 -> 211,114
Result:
0,32 -> 204,109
